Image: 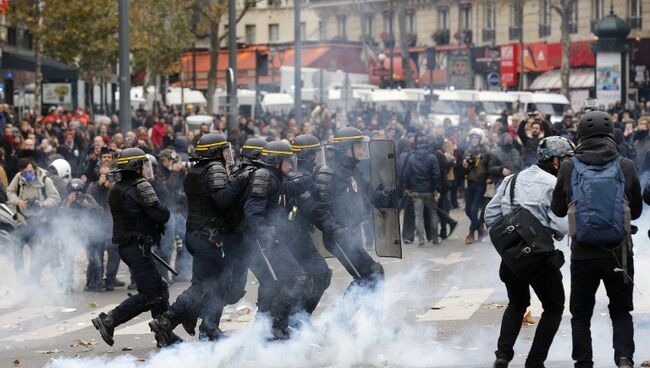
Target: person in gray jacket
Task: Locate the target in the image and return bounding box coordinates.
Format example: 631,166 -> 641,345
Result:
485,136 -> 574,368
6,158 -> 61,279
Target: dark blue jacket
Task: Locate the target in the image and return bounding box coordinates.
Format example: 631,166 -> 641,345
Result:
401,149 -> 442,193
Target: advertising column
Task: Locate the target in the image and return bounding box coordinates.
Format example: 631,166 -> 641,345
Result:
596,52 -> 623,108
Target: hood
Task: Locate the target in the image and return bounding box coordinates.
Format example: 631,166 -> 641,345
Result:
575,137 -> 619,165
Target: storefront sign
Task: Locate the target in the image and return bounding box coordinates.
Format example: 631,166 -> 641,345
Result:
500,44 -> 519,87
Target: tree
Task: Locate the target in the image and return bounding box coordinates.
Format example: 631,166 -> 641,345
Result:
551,0 -> 577,99
130,0 -> 196,109
191,0 -> 257,114
43,0 -> 119,117
9,0 -> 46,117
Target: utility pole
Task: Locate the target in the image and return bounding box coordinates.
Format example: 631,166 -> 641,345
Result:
118,0 -> 131,132
294,0 -> 302,125
228,0 -> 238,131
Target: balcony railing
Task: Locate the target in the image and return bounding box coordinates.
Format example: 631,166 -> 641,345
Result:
509,26 -> 522,40
539,24 -> 551,37
482,29 -> 495,42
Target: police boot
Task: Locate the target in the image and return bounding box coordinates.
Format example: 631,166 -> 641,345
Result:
492,358 -> 509,368
92,312 -> 117,346
148,312 -> 182,348
271,321 -> 291,341
182,315 -> 198,336
617,357 -> 633,368
198,323 -> 225,342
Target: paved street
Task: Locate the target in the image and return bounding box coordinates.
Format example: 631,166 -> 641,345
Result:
1,209 -> 649,368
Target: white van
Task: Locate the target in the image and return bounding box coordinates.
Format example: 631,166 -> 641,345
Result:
427,89 -> 477,126
509,92 -> 571,124
475,91 -> 517,124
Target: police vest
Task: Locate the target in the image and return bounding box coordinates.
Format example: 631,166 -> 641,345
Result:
109,177 -> 157,244
184,161 -> 223,231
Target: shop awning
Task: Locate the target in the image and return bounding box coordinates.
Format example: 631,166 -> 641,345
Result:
1,46 -> 78,80
529,68 -> 594,90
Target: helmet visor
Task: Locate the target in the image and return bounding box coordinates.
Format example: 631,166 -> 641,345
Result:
353,137 -> 370,160
223,142 -> 235,166
142,158 -> 155,180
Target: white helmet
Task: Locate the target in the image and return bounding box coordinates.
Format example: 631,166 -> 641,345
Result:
48,159 -> 71,180
468,128 -> 486,143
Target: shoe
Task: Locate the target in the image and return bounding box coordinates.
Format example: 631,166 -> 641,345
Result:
617,357 -> 634,368
465,233 -> 475,244
127,282 -> 137,290
92,312 -> 116,346
198,325 -> 225,342
431,239 -> 442,245
403,239 -> 413,245
105,284 -> 114,292
271,326 -> 291,341
182,316 -> 197,336
493,358 -> 509,368
105,278 -> 126,288
478,226 -> 488,239
149,315 -> 181,348
448,221 -> 458,238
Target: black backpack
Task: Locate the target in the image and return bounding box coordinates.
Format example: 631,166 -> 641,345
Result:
489,172 -> 563,278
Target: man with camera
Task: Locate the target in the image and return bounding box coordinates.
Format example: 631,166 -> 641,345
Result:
462,128 -> 496,244
518,112 -> 552,168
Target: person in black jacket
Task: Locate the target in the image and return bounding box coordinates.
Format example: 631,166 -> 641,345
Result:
518,113 -> 552,168
432,137 -> 458,240
92,148 -> 170,347
552,111 -> 642,368
401,136 -> 442,246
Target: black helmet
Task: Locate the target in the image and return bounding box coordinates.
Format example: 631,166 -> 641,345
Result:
116,147 -> 147,171
194,133 -> 229,158
241,137 -> 267,160
332,127 -> 370,160
67,178 -> 85,193
577,111 -> 614,139
261,140 -> 295,165
291,134 -> 321,157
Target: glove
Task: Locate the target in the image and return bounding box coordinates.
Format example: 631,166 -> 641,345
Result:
139,241 -> 153,257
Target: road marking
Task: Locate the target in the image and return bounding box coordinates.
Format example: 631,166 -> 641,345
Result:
0,306 -> 63,330
429,252 -> 471,266
1,305 -> 117,342
418,288 -> 493,321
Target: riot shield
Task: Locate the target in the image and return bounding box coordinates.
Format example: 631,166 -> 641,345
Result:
369,139 -> 402,258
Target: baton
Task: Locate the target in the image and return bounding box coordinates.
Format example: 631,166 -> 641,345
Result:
151,250 -> 178,276
256,239 -> 278,281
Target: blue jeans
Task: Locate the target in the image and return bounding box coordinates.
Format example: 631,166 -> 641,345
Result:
464,181 -> 487,233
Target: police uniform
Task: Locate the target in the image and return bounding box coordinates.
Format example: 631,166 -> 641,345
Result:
149,134 -> 242,345
241,141 -> 310,340
312,127 -> 384,289
92,148 -> 170,347
280,134 -> 332,315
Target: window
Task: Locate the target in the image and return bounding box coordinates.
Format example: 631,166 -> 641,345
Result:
300,22 -> 306,40
438,7 -> 449,30
460,4 -> 472,30
337,14 -> 347,38
363,14 -> 375,38
484,3 -> 496,30
318,20 -> 326,40
406,10 -> 416,34
269,23 -> 279,42
592,0 -> 605,19
569,1 -> 578,33
629,0 -> 642,29
510,3 -> 523,40
245,24 -> 256,44
539,0 -> 551,37
383,11 -> 394,33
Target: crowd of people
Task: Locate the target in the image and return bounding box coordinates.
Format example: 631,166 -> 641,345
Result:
0,98 -> 649,367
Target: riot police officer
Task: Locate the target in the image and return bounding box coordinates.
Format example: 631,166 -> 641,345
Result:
92,148 -> 170,347
241,140 -> 310,340
282,134 -> 332,315
312,127 -> 384,290
149,134 -> 240,346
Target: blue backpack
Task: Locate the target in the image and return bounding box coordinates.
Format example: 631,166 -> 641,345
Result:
570,156 -> 627,247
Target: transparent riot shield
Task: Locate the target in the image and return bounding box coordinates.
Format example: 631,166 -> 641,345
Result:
369,139 -> 403,258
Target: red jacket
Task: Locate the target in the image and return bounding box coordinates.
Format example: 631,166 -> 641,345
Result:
151,123 -> 166,148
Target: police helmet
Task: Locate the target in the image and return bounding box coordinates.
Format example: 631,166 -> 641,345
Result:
261,140 -> 295,165
115,147 -> 147,171
240,137 -> 267,160
292,134 -> 321,157
67,178 -> 85,193
194,133 -> 228,158
537,136 -> 576,161
331,127 -> 370,160
577,111 -> 614,139
468,128 -> 486,143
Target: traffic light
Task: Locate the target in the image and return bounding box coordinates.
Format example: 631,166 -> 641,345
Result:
256,51 -> 269,76
426,47 -> 436,70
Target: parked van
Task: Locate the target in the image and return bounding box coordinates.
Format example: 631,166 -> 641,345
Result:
509,92 -> 571,123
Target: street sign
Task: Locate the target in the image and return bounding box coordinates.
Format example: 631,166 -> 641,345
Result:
487,72 -> 500,87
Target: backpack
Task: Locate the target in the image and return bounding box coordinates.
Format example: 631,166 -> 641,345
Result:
489,172 -> 561,278
569,156 -> 629,248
